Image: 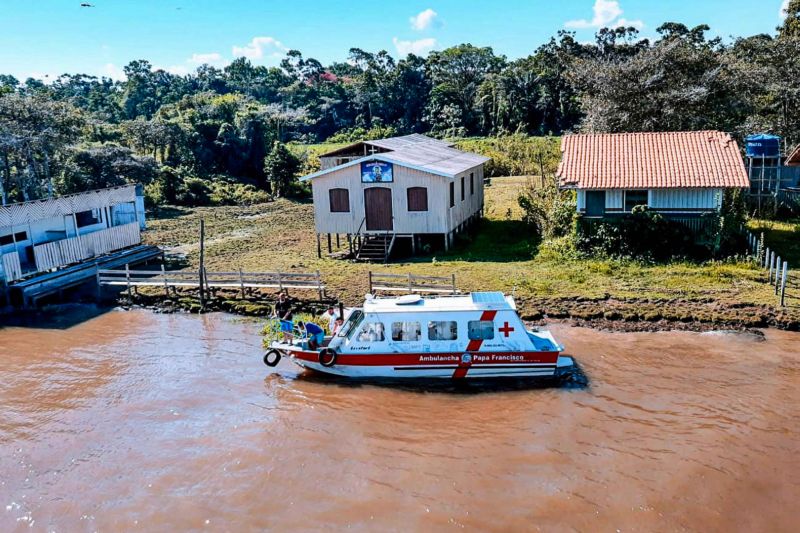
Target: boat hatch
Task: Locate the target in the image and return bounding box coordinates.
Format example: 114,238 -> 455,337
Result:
396,294 -> 423,305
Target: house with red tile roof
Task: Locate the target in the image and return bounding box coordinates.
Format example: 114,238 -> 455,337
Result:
557,131 -> 750,218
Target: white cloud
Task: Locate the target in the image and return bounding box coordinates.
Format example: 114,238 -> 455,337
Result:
102,63 -> 126,80
781,0 -> 790,19
614,17 -> 644,30
232,36 -> 288,60
410,8 -> 439,31
393,37 -> 437,56
565,0 -> 643,30
189,52 -> 224,66
164,65 -> 191,76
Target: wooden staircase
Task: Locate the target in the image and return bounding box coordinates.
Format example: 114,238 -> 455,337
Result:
356,234 -> 395,263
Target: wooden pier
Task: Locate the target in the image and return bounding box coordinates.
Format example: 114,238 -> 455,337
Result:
7,244 -> 161,308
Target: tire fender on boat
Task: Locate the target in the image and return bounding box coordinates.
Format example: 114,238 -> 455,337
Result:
319,348 -> 337,367
263,349 -> 282,367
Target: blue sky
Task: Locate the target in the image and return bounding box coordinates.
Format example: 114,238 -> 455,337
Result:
0,0 -> 791,81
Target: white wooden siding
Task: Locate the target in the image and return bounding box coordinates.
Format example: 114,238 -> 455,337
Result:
311,163 -> 484,235
2,253 -> 22,282
576,188 -> 723,213
605,190 -> 623,210
649,189 -> 721,211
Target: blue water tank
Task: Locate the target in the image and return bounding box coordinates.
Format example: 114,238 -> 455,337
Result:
745,134 -> 781,158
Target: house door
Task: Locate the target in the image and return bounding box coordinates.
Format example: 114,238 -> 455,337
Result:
364,187 -> 393,231
585,191 -> 606,217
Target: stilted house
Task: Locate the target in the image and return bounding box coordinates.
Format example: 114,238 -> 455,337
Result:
0,185 -> 156,306
301,134 -> 489,261
558,131 -> 750,231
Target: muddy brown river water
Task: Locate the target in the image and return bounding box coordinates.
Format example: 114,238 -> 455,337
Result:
1,308 -> 799,532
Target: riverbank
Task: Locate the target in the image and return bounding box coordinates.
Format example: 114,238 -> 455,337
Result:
138,176 -> 800,332
116,290 -> 796,333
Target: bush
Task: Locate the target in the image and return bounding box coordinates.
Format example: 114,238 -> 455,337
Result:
178,177 -> 212,207
210,181 -> 270,206
454,135 -> 561,177
574,207 -> 704,261
326,123 -> 399,143
517,177 -> 576,239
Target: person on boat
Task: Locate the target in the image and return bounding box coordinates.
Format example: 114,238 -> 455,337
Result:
298,321 -> 325,350
320,305 -> 339,333
273,292 -> 293,341
332,316 -> 344,335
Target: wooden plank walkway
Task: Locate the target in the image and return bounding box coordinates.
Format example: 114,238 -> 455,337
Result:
98,267 -> 327,299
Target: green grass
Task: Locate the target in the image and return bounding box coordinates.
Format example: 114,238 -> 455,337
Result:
143,176 -> 796,322
749,218 -> 800,265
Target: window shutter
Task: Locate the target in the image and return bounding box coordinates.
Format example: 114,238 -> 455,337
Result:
329,188 -> 350,213
407,187 -> 428,212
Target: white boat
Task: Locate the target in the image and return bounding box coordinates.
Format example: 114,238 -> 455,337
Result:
264,292 -> 574,380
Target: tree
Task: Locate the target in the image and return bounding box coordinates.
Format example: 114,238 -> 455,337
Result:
263,141 -> 299,197
780,0 -> 800,39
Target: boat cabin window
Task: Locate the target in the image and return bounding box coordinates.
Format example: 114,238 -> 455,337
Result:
468,320 -> 495,341
391,321 -> 421,342
358,322 -> 386,342
428,321 -> 457,341
339,310 -> 364,339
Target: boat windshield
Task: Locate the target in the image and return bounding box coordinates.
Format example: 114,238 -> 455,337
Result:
337,310 -> 364,340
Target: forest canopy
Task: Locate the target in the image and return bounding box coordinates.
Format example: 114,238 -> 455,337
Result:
1,8 -> 800,206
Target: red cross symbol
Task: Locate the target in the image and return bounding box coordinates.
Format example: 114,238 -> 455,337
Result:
499,322 -> 515,337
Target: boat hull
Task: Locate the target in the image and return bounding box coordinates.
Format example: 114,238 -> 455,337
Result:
280,349 -> 570,379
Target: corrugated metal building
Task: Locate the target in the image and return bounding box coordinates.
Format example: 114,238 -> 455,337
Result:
301,134 -> 489,260
558,131 -> 750,221
0,184 -> 146,284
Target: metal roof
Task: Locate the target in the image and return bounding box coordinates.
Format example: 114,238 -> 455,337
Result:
302,134 -> 489,181
557,131 -> 750,190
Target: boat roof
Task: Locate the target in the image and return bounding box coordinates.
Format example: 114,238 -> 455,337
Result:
363,292 -> 516,313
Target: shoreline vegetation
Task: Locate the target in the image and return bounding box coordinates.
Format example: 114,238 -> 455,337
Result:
128,176 -> 800,333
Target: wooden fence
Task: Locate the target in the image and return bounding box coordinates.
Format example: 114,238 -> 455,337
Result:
98,266 -> 326,300
34,222 -> 141,272
745,229 -> 793,307
368,271 -> 458,295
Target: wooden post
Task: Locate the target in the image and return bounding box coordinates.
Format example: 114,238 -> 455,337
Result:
780,262 -> 788,307
336,234 -> 340,248
765,247 -> 770,269
368,271 -> 373,294
316,270 -> 323,301
162,263 -> 169,297
451,274 -> 457,294
199,219 -> 205,308
348,234 -> 353,256
327,233 -> 332,254
769,250 -> 775,281
239,268 -> 246,299
775,257 -> 782,294
125,263 -> 131,298
317,234 -> 322,258
411,235 -> 417,255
